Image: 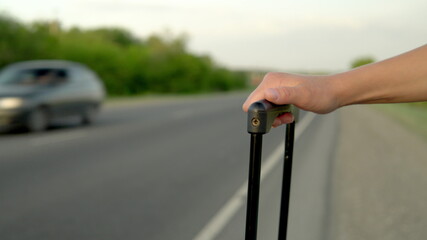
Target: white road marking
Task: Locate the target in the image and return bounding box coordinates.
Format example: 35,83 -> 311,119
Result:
193,112 -> 316,240
30,131 -> 87,146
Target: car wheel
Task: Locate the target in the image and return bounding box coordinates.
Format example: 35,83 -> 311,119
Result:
27,108 -> 48,132
81,105 -> 98,125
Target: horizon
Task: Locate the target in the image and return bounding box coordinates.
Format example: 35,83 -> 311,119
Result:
1,0 -> 426,72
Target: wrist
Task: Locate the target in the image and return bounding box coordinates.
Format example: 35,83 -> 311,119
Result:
324,74 -> 346,109
327,67 -> 374,108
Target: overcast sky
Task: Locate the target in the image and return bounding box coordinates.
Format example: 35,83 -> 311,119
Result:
1,0 -> 426,71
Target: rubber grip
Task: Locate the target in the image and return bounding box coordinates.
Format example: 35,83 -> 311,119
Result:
247,100 -> 296,134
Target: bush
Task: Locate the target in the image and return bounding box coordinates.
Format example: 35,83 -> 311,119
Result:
350,56 -> 375,69
0,13 -> 247,96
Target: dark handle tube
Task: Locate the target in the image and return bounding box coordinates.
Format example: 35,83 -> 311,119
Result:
278,121 -> 296,240
245,100 -> 298,240
245,133 -> 263,240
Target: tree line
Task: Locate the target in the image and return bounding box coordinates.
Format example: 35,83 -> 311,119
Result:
0,13 -> 247,96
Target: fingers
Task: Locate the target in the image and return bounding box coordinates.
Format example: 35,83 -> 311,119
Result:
243,72 -> 288,111
242,86 -> 298,112
272,112 -> 294,128
243,89 -> 295,127
243,86 -> 298,112
243,74 -> 302,112
242,90 -> 264,112
265,88 -> 279,101
265,87 -> 299,106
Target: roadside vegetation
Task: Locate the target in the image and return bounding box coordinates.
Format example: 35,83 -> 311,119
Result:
0,13 -> 247,96
1,12 -> 425,134
374,103 -> 427,140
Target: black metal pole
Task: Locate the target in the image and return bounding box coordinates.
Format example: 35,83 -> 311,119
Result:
245,133 -> 263,240
278,121 -> 296,240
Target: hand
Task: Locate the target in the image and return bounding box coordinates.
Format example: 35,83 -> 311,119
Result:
242,72 -> 340,127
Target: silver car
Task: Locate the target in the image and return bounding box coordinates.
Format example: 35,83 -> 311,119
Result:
0,60 -> 105,132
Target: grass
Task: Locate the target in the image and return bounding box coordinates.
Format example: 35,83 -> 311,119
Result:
373,103 -> 427,141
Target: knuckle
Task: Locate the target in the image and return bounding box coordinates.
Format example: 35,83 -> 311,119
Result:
263,72 -> 281,82
279,87 -> 290,98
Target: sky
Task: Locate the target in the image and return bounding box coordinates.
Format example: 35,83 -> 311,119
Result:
1,0 -> 426,71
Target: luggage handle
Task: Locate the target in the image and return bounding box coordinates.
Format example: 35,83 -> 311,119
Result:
247,99 -> 297,134
245,100 -> 298,240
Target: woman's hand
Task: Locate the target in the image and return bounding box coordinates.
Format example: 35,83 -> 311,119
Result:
242,72 -> 340,127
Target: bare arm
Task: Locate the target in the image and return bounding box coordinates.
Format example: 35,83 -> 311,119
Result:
333,44 -> 427,106
243,44 -> 427,126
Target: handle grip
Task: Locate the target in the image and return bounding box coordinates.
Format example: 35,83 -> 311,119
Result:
247,100 -> 297,134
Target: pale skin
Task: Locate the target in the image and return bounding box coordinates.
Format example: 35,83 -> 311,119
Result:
242,44 -> 427,127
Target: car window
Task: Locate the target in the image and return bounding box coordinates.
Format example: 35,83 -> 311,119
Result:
0,68 -> 16,85
71,67 -> 99,86
0,68 -> 68,86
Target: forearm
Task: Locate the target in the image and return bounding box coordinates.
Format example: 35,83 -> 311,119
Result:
332,44 -> 427,107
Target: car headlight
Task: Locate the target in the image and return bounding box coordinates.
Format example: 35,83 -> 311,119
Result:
0,97 -> 25,109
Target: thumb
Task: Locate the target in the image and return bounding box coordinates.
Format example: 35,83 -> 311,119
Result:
265,87 -> 299,105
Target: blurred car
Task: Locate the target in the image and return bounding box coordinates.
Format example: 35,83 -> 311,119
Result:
0,60 -> 105,132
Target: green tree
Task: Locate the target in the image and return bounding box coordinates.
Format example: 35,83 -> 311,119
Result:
0,14 -> 58,66
0,12 -> 247,96
90,27 -> 141,47
351,56 -> 375,69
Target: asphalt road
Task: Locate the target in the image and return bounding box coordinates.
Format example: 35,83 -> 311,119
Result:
0,93 -> 337,240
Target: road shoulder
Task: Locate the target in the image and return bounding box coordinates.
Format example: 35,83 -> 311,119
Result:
330,106 -> 427,240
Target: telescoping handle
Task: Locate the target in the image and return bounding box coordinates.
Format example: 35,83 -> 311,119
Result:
247,100 -> 294,134
245,100 -> 298,240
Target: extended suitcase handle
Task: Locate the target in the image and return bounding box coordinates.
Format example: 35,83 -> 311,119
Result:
247,99 -> 297,134
245,100 -> 298,240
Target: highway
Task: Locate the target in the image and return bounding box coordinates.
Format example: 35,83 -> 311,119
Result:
0,93 -> 338,240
